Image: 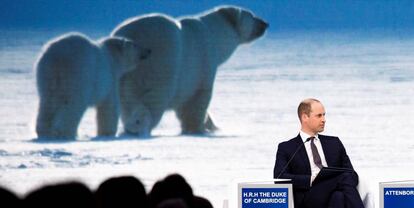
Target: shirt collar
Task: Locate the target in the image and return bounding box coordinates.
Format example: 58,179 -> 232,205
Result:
299,130 -> 319,142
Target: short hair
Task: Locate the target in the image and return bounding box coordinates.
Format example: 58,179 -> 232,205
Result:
297,98 -> 321,122
95,175 -> 147,208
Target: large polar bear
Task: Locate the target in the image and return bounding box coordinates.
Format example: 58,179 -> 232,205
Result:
35,33 -> 150,139
111,6 -> 268,136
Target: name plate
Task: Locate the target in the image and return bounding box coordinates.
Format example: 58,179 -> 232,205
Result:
380,181 -> 414,208
238,181 -> 293,208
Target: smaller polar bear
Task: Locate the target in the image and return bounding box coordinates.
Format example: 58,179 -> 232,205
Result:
112,6 -> 268,136
35,32 -> 150,139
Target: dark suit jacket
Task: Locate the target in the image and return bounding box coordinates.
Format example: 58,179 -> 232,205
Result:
273,134 -> 355,205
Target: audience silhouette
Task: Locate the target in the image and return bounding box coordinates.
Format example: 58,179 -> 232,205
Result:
0,173 -> 213,208
0,186 -> 22,208
156,198 -> 189,208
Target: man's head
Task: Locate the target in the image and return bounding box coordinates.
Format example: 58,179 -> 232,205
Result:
297,98 -> 326,135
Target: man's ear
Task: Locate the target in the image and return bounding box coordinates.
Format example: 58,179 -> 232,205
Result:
301,113 -> 308,122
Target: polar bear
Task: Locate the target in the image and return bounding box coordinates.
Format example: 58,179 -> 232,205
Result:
111,6 -> 268,136
35,32 -> 150,139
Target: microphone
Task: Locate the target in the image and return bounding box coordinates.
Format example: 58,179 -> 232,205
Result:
275,137 -> 311,179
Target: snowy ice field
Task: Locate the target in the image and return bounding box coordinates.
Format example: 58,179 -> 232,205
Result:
1,29 -> 414,207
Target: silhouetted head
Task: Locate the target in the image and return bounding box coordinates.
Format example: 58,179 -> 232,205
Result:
148,174 -> 193,208
95,175 -> 147,208
24,181 -> 95,208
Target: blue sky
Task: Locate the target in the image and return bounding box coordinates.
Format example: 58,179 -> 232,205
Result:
2,0 -> 414,32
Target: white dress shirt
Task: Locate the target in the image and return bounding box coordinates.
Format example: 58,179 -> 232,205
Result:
299,131 -> 328,186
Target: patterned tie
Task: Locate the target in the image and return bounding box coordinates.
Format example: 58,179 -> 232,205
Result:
310,136 -> 323,169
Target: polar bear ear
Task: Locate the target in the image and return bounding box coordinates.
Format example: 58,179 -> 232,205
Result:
123,40 -> 152,60
217,7 -> 241,31
102,38 -> 124,56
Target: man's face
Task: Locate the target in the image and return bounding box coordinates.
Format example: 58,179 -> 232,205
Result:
302,102 -> 326,135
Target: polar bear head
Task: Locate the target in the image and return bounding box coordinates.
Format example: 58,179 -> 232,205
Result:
123,103 -> 152,137
100,37 -> 151,77
217,6 -> 268,44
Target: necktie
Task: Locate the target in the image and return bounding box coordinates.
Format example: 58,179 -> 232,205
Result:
309,136 -> 323,169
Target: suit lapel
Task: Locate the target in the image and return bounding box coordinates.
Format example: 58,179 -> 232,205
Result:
294,134 -> 311,174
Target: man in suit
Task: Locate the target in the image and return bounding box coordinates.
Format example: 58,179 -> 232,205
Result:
273,98 -> 364,208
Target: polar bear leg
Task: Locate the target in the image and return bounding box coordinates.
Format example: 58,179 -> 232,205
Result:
140,89 -> 170,129
119,73 -> 139,126
56,109 -> 84,139
36,98 -> 85,139
48,102 -> 86,139
96,95 -> 119,137
36,100 -> 56,138
119,73 -> 152,135
176,89 -> 213,134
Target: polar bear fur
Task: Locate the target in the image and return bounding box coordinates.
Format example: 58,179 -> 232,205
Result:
35,33 -> 150,139
111,6 -> 268,136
